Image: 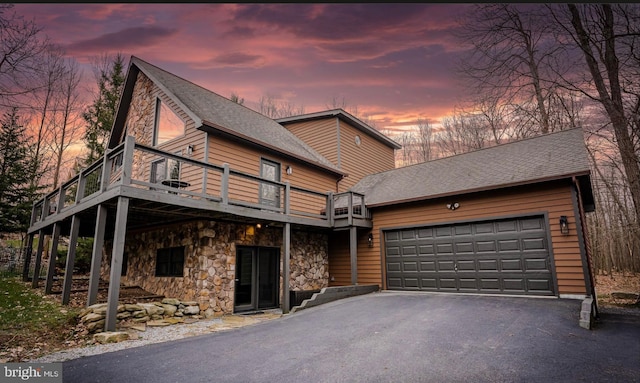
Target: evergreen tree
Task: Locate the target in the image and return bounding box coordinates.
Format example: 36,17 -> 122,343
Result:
0,108 -> 38,233
82,53 -> 126,165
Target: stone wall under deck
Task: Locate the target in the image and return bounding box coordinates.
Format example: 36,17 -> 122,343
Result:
101,220 -> 329,316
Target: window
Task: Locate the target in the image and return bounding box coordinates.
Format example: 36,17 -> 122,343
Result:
155,246 -> 185,277
154,99 -> 185,146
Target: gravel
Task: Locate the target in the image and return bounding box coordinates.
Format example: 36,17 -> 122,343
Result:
30,312 -> 282,363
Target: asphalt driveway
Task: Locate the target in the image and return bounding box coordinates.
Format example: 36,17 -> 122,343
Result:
63,292 -> 640,383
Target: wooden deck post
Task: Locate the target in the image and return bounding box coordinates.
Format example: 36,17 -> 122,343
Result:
105,197 -> 130,332
221,163 -> 230,204
350,226 -> 358,285
31,230 -> 46,288
282,222 -> 291,314
120,136 -> 135,186
44,223 -> 61,294
21,233 -> 35,282
88,204 -> 108,306
61,215 -> 81,305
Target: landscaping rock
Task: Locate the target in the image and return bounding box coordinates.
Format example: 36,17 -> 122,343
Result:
161,304 -> 178,317
86,319 -> 105,333
94,332 -> 130,344
162,298 -> 181,306
125,304 -> 143,312
183,305 -> 200,315
139,303 -> 165,316
82,313 -> 105,323
147,320 -> 171,327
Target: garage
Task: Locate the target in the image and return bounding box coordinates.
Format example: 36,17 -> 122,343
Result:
385,215 -> 555,295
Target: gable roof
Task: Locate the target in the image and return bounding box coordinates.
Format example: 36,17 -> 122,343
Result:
110,56 -> 344,176
352,128 -> 592,207
276,109 -> 402,150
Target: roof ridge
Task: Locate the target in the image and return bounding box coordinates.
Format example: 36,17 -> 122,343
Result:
131,56 -> 282,122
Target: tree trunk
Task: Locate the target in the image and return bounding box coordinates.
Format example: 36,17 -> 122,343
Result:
568,4 -> 640,226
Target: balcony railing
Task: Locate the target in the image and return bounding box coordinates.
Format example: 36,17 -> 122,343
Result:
30,136 -> 370,228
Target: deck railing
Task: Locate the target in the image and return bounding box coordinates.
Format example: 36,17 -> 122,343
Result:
30,136 -> 369,227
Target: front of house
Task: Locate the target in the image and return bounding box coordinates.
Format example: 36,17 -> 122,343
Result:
22,56 -> 596,332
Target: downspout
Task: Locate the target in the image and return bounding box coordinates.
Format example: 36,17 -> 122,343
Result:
572,176 -> 598,316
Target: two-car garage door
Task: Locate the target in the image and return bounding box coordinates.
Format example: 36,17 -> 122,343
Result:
385,216 -> 555,296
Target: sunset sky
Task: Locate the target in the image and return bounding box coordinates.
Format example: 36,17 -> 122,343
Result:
13,3 -> 475,134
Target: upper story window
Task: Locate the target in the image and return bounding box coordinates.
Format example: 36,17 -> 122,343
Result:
154,99 -> 185,146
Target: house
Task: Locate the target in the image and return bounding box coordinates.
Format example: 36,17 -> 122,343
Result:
22,56 -> 596,332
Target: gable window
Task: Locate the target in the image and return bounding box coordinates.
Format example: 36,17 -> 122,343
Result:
154,99 -> 185,146
155,246 -> 185,277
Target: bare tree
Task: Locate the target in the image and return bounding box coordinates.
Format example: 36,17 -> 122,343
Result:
437,110 -> 491,157
414,118 -> 435,162
50,58 -> 83,188
457,4 -> 567,134
554,4 -> 640,229
27,45 -> 65,190
230,92 -> 244,105
258,93 -> 305,119
0,4 -> 50,108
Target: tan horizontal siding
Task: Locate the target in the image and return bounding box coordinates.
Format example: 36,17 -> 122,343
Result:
338,121 -> 396,192
208,135 -> 338,214
284,119 -> 339,165
336,180 -> 586,295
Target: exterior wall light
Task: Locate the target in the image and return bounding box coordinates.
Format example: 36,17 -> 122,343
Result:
446,202 -> 460,210
286,166 -> 292,175
368,232 -> 374,247
559,216 -> 569,235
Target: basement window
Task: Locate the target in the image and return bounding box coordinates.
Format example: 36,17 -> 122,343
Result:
155,246 -> 185,277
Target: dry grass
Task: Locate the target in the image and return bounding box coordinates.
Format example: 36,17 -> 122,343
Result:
595,272 -> 640,306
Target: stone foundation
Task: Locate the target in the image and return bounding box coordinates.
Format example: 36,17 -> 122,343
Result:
101,220 -> 328,315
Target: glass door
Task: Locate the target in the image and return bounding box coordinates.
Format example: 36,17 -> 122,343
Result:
234,246 -> 280,312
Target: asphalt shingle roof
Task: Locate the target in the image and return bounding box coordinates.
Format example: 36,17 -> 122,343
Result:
351,128 -> 591,207
130,57 -> 342,174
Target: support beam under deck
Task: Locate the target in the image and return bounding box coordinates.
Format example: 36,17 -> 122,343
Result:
350,226 -> 358,285
62,215 -> 81,305
44,223 -> 61,294
22,233 -> 35,282
88,205 -> 108,306
105,197 -> 130,332
282,222 -> 290,314
31,230 -> 45,288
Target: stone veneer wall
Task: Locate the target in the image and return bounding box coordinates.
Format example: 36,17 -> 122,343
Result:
101,220 -> 328,316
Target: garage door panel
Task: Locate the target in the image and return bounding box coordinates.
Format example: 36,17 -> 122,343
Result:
522,238 -> 546,250
525,258 -> 549,270
420,278 -> 438,289
498,239 -> 520,251
419,261 -> 436,271
478,259 -> 499,271
418,244 -> 435,255
503,278 -> 526,292
385,215 -> 554,296
436,243 -> 454,254
476,241 -> 496,253
438,278 -> 457,290
501,259 -> 523,271
402,245 -> 418,256
457,259 -> 476,271
455,242 -> 474,254
527,279 -> 553,292
437,260 -> 455,271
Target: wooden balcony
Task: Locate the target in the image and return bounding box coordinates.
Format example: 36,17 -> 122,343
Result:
27,136 -> 371,237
